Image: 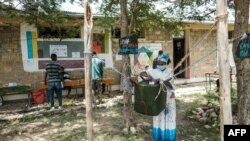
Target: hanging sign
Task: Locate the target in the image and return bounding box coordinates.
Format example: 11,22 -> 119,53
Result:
118,35 -> 138,55
237,35 -> 250,58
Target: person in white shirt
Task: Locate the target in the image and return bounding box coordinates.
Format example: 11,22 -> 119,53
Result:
140,53 -> 176,141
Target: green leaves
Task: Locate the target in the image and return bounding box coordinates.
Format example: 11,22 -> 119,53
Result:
1,0 -> 81,39
167,0 -> 216,21
99,0 -> 182,36
1,0 -> 235,39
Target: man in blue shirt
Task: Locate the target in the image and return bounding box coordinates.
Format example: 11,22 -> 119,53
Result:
44,54 -> 63,110
92,51 -> 104,104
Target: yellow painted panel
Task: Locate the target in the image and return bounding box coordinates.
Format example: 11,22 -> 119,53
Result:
32,32 -> 38,58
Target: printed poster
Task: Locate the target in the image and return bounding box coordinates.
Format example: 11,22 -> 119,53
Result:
50,45 -> 67,57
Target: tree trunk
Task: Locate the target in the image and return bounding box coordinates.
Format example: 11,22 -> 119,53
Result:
233,0 -> 250,124
84,1 -> 93,140
120,0 -> 133,131
122,55 -> 133,131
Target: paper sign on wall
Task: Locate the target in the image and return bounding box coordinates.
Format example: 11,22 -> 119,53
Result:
50,45 -> 68,57
116,54 -> 122,60
72,52 -> 80,58
23,59 -> 38,72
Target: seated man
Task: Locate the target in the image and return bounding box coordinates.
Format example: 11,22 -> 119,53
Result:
61,67 -> 72,96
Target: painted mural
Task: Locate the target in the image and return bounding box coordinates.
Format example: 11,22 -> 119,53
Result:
20,23 -> 113,72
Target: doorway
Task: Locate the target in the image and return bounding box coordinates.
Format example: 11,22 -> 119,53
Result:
173,38 -> 186,78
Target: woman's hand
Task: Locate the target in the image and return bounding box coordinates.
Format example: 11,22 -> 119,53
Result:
154,79 -> 160,84
140,71 -> 153,81
130,76 -> 138,83
147,75 -> 153,81
170,92 -> 175,98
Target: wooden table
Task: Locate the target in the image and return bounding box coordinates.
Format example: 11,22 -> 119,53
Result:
101,78 -> 115,92
0,86 -> 32,106
40,78 -> 115,94
205,72 -> 219,91
40,79 -> 85,96
205,72 -> 235,92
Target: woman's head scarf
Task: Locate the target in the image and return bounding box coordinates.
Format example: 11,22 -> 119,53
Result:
157,53 -> 169,63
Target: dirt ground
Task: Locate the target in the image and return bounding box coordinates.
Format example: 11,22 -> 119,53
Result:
0,83 -> 220,141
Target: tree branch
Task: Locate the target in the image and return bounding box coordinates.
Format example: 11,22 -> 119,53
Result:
128,0 -> 138,35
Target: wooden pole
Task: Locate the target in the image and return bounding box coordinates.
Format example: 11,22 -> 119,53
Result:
216,0 -> 232,141
83,1 -> 93,141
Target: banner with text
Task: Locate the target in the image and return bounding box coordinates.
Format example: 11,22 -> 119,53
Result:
237,35 -> 250,58
118,35 -> 138,55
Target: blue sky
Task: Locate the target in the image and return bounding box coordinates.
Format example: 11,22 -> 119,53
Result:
9,0 -> 98,14
61,1 -> 84,13
60,1 -> 101,13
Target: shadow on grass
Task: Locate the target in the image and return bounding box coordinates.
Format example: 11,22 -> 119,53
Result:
0,91 -> 221,141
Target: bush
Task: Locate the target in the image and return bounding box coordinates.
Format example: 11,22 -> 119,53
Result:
185,87 -> 238,128
204,88 -> 237,114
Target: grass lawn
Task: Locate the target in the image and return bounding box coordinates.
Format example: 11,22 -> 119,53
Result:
0,85 -> 221,141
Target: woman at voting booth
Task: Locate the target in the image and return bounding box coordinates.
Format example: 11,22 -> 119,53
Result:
137,53 -> 176,141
